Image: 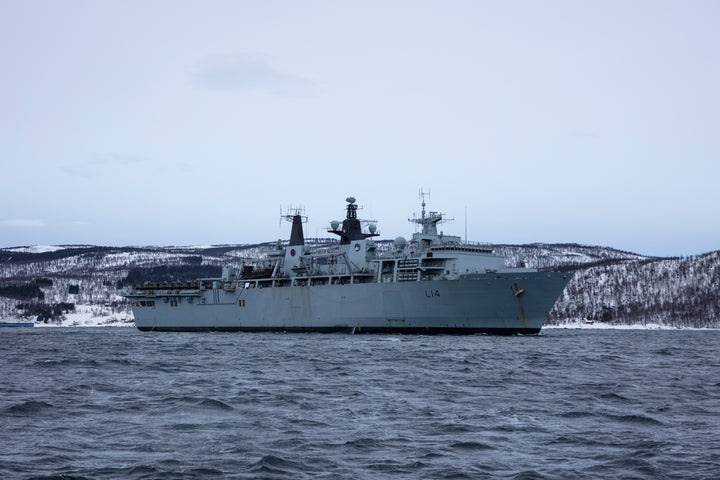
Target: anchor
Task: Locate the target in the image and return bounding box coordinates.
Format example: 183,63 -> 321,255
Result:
511,283 -> 525,297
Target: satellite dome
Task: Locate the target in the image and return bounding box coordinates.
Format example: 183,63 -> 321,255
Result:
393,236 -> 407,250
330,220 -> 340,230
346,196 -> 356,204
368,223 -> 377,234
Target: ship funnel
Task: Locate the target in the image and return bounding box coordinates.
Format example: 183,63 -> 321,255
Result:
289,214 -> 305,246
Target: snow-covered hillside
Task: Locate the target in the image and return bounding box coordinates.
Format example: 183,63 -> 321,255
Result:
1,241 -> 718,328
492,243 -> 647,270
549,251 -> 720,328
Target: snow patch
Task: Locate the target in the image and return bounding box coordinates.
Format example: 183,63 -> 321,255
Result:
34,305 -> 135,328
5,245 -> 67,253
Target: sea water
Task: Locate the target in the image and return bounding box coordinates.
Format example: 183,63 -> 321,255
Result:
1,328 -> 718,480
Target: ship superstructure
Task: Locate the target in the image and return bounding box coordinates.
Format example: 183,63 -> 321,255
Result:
125,196 -> 572,334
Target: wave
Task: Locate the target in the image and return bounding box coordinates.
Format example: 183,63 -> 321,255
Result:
246,454 -> 307,476
3,400 -> 53,416
195,398 -> 234,411
512,470 -> 547,480
24,475 -> 92,480
32,359 -> 101,368
344,437 -> 383,450
558,410 -> 598,419
449,441 -> 495,451
155,395 -> 234,411
598,392 -> 635,403
606,413 -> 664,426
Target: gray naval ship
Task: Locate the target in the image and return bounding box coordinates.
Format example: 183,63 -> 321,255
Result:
125,196 -> 572,334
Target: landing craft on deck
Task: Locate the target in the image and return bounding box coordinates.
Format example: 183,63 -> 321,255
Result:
124,194 -> 572,334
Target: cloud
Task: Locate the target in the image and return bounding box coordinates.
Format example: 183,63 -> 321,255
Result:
0,219 -> 45,227
193,53 -> 317,96
89,153 -> 145,166
60,153 -> 146,177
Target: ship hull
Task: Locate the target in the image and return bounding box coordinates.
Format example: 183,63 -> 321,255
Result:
130,272 -> 570,334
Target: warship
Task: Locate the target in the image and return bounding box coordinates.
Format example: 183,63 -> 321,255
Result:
125,195 -> 572,334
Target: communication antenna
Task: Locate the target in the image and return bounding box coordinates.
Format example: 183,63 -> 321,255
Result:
279,204 -> 308,228
464,206 -> 467,244
282,205 -> 307,223
419,187 -> 430,219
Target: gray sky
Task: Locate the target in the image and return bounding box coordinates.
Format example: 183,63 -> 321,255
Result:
1,1 -> 718,257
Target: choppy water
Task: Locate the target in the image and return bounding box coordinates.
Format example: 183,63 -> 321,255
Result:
1,328 -> 719,480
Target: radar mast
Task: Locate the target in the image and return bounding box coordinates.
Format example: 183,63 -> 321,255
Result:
410,188 -> 452,236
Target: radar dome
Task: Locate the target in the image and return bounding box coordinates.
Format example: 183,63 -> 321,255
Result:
368,223 -> 377,234
346,196 -> 356,204
330,220 -> 340,230
393,236 -> 407,251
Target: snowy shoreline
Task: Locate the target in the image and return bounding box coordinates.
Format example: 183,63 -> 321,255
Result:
11,305 -> 135,328
25,316 -> 720,330
544,322 -> 720,331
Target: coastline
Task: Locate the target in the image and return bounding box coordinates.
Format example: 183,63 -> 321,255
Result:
544,321 -> 720,331
24,313 -> 719,330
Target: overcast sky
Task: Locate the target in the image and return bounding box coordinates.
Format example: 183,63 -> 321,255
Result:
1,1 -> 718,257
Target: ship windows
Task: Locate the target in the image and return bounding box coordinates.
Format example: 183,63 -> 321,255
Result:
139,301 -> 155,307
